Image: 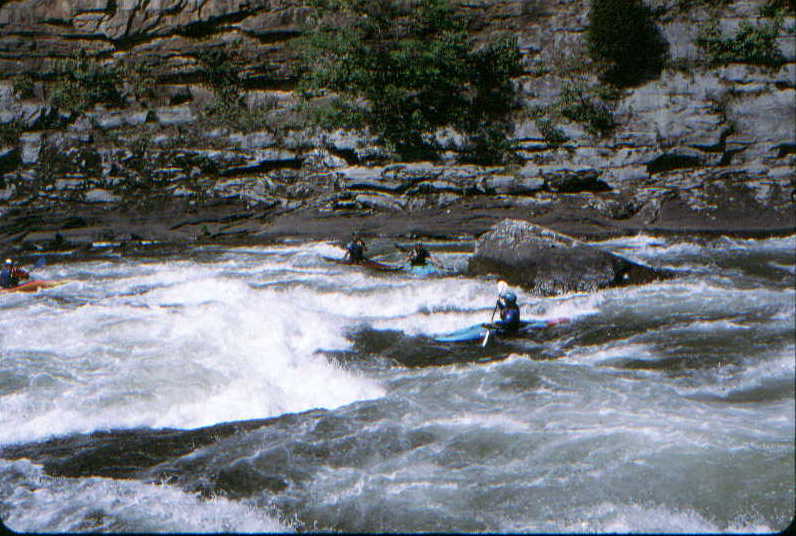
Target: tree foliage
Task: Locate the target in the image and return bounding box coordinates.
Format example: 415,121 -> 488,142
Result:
297,0 -> 523,162
586,0 -> 668,87
696,17 -> 785,67
48,54 -> 123,114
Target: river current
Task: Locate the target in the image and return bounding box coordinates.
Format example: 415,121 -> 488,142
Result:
0,233 -> 793,533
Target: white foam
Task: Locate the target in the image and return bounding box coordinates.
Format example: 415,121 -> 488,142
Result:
679,348 -> 796,399
423,412 -> 532,434
717,234 -> 796,252
556,501 -> 775,533
591,234 -> 705,261
566,342 -> 658,365
592,234 -> 796,270
0,458 -> 291,533
0,260 -> 386,445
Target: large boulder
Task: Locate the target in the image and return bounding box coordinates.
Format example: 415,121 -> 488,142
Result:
467,219 -> 670,295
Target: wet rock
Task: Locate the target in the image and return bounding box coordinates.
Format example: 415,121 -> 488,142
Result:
334,166 -> 408,193
154,105 -> 196,126
303,148 -> 347,170
214,463 -> 289,499
0,418 -> 280,480
355,192 -> 405,211
468,218 -> 670,295
18,132 -> 42,165
84,188 -> 121,203
484,175 -> 544,195
0,183 -> 16,201
93,109 -> 151,130
228,131 -> 277,150
542,169 -> 610,193
0,146 -> 20,173
646,150 -> 703,174
324,129 -> 383,163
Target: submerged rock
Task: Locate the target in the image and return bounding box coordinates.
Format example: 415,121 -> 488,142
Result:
468,219 -> 670,295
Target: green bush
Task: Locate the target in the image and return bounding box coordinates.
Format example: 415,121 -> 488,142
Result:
0,121 -> 23,146
12,75 -> 35,100
555,83 -> 614,137
760,0 -> 795,17
48,54 -> 123,114
296,0 -> 522,162
462,123 -> 520,166
696,17 -> 785,67
196,49 -> 241,92
528,82 -> 615,142
586,0 -> 668,87
535,118 -> 568,147
675,0 -> 731,12
201,92 -> 277,133
195,48 -> 277,133
304,98 -> 364,131
118,61 -> 158,103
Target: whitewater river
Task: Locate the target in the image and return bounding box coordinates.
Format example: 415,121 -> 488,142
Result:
0,233 -> 793,533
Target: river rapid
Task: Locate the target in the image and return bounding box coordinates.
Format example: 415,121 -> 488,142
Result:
0,233 -> 793,533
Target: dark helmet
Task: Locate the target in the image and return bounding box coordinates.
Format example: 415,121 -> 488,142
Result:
499,290 -> 517,306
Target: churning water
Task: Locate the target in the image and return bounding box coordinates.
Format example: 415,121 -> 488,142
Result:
0,234 -> 793,533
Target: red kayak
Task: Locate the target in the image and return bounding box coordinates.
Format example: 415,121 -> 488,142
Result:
322,256 -> 403,272
0,280 -> 67,294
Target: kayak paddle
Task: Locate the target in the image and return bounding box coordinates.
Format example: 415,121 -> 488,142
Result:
483,281 -> 508,347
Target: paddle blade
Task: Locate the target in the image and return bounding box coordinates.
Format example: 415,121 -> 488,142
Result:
481,329 -> 491,347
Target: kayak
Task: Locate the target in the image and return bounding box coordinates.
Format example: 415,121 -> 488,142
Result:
322,256 -> 404,272
432,318 -> 569,343
0,279 -> 68,294
407,264 -> 441,276
323,256 -> 449,276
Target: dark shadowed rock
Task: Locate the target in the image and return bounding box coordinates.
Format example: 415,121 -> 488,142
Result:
542,169 -> 610,193
0,412 -> 312,480
467,219 -> 671,295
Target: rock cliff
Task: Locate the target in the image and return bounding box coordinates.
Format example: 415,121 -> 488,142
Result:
0,0 -> 794,248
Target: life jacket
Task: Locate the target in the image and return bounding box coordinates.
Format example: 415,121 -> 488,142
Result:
409,248 -> 429,266
497,304 -> 520,332
0,268 -> 17,288
346,241 -> 365,262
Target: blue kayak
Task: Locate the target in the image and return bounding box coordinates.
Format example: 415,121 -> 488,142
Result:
407,264 -> 441,276
432,318 -> 569,343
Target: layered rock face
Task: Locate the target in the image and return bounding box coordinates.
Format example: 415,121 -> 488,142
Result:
468,218 -> 669,295
0,0 -> 793,242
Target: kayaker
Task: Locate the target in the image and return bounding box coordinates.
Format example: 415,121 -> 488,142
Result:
344,236 -> 367,263
492,290 -> 520,335
0,258 -> 30,289
405,243 -> 432,267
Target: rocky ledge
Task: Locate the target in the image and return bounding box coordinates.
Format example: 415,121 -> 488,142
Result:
1,160 -> 792,264
0,0 -> 794,259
